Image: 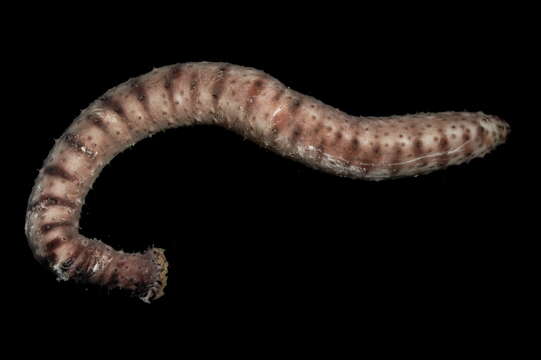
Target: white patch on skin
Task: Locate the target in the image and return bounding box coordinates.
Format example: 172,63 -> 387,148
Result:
80,145 -> 97,158
388,139 -> 475,167
271,105 -> 285,121
139,289 -> 154,304
91,252 -> 113,274
53,262 -> 69,281
297,143 -> 366,177
296,144 -> 316,159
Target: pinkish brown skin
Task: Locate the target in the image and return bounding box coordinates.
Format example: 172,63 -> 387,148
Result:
25,62 -> 510,302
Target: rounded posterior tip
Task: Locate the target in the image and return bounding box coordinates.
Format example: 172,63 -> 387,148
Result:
478,113 -> 510,147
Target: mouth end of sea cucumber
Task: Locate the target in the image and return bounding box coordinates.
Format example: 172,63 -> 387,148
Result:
139,247 -> 168,303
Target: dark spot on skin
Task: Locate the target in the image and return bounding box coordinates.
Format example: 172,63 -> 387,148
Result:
131,79 -> 147,102
163,77 -> 172,89
439,137 -> 449,151
351,138 -> 359,150
43,165 -> 76,182
312,123 -> 323,135
290,126 -> 302,144
463,134 -> 470,142
87,114 -> 108,132
245,76 -> 267,117
273,88 -> 285,103
165,64 -> 183,91
414,140 -> 423,154
477,126 -> 486,142
211,65 -> 230,107
170,64 -> 184,78
289,97 -> 303,114
343,134 -> 361,164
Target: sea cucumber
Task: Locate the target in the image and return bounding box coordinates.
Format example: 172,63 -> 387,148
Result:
24,62 -> 510,302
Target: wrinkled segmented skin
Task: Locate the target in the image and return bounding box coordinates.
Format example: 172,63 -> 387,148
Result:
25,62 -> 510,302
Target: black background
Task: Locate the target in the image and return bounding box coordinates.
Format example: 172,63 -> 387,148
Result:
9,4 -> 532,354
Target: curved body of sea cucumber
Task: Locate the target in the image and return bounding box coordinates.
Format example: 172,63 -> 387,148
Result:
25,62 -> 510,302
